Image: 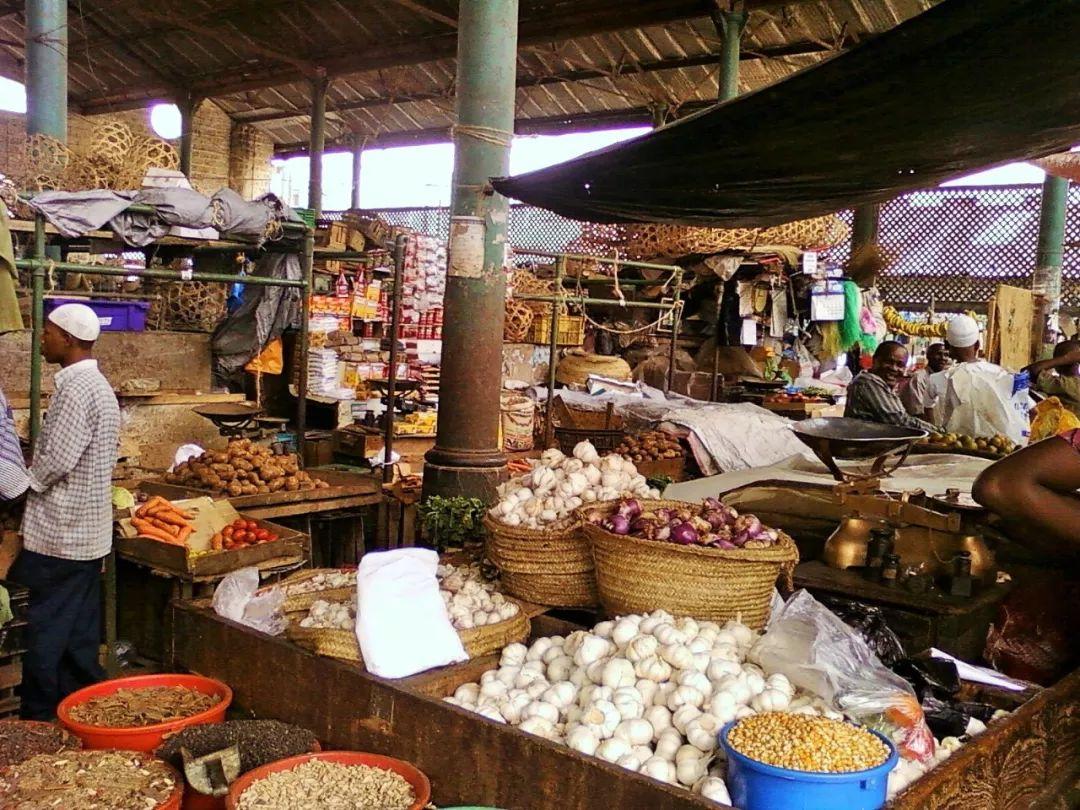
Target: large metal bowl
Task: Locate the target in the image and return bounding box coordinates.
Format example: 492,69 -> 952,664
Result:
792,417 -> 927,480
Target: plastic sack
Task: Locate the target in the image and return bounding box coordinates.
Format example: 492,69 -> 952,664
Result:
244,337 -> 284,375
356,548 -> 467,678
171,443 -> 204,472
818,596 -> 906,668
749,590 -> 934,762
211,566 -> 286,636
932,362 -> 1031,443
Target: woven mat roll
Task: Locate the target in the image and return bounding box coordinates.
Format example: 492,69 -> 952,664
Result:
580,499 -> 798,628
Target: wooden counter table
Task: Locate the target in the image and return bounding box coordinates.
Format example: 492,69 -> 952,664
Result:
167,602 -> 1080,810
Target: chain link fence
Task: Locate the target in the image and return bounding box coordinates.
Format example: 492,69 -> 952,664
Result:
328,184 -> 1080,309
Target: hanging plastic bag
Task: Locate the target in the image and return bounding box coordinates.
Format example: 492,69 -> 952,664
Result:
935,362 -> 1031,443
244,337 -> 284,375
211,566 -> 286,636
749,590 -> 934,762
355,548 -> 467,678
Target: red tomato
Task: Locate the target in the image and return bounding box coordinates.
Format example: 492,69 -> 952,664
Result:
234,530 -> 248,543
255,529 -> 273,543
245,520 -> 259,532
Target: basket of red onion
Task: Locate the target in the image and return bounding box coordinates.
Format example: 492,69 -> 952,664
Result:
579,498 -> 799,629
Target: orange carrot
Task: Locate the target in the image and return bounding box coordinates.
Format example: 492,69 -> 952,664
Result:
175,525 -> 193,545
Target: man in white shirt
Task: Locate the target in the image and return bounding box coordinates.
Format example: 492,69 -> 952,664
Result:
932,314 -> 1026,442
8,303 -> 120,719
901,342 -> 948,423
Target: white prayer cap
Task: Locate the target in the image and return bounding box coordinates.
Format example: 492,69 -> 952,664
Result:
945,314 -> 980,349
47,302 -> 101,342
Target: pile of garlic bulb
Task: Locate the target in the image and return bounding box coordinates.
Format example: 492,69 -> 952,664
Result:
438,562 -> 520,629
286,569 -> 356,596
298,598 -> 355,630
443,611 -> 841,803
489,442 -> 659,530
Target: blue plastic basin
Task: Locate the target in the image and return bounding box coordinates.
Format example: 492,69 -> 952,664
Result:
719,720 -> 898,810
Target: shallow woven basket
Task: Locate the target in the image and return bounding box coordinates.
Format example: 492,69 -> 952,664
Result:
580,499 -> 799,629
275,568 -> 356,614
483,514 -> 598,608
285,597 -> 530,663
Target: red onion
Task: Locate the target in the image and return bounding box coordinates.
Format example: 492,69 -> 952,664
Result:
603,514 -> 631,535
670,522 -> 699,545
655,525 -> 671,541
713,539 -> 738,550
703,510 -> 727,531
704,497 -> 723,511
655,508 -> 673,523
618,498 -> 643,521
733,514 -> 762,537
631,517 -> 660,539
675,508 -> 694,522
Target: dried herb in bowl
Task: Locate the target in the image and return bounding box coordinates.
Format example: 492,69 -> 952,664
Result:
69,685 -> 222,728
157,720 -> 318,774
0,749 -> 177,809
237,759 -> 415,810
0,721 -> 80,768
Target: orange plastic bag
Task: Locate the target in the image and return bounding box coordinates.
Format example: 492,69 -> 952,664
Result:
244,338 -> 284,375
1029,396 -> 1080,443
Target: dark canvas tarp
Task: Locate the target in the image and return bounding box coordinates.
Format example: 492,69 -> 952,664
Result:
492,0 -> 1080,228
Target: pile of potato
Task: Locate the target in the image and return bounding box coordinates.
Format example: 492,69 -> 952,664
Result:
615,430 -> 685,465
164,439 -> 330,497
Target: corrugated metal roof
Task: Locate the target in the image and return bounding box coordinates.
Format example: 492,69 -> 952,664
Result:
0,0 -> 937,150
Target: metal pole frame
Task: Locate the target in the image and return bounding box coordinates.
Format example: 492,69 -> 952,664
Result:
1033,174 -> 1070,346
383,234 -> 407,487
350,134 -> 364,211
297,229 -> 314,465
543,256 -> 565,449
308,73 -> 328,216
716,6 -> 747,102
25,0 -> 67,142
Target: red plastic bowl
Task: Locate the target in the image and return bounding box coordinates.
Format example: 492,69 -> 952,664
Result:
181,740 -> 322,810
225,751 -> 431,810
57,674 -> 232,752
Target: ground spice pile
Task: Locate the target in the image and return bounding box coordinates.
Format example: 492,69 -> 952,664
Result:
237,759 -> 415,809
0,721 -> 80,768
68,686 -> 221,728
156,720 -> 318,774
0,750 -> 177,809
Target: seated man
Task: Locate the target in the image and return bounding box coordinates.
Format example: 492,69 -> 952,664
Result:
1025,339 -> 1080,417
973,430 -> 1080,558
900,342 -> 948,423
844,341 -> 938,433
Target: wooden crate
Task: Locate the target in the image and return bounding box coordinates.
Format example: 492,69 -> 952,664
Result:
139,469 -> 380,510
526,312 -> 585,346
314,221 -> 348,250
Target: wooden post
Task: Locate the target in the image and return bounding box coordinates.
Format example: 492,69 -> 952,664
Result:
308,73 -> 328,215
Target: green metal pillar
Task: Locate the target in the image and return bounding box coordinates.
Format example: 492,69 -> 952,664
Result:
423,0 -> 518,502
350,134 -> 363,210
28,216 -> 45,446
852,203 -> 881,251
715,5 -> 746,102
308,73 -> 328,215
25,0 -> 67,141
1032,174 -> 1069,345
178,92 -> 198,178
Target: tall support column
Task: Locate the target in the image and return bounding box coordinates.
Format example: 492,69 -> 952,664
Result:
423,0 -> 518,502
26,0 -> 67,141
1032,174 -> 1069,346
178,92 -> 198,178
350,135 -> 363,210
308,73 -> 328,215
852,203 -> 881,252
713,4 -> 746,102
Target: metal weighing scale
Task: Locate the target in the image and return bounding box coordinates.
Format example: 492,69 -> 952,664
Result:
192,402 -> 264,439
791,418 -> 996,581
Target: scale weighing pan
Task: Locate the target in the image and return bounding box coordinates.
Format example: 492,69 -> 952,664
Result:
792,417 -> 927,481
192,402 -> 264,437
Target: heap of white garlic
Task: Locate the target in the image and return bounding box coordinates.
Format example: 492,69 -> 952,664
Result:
489,441 -> 659,530
438,563 -> 520,629
298,597 -> 355,630
286,570 -> 356,595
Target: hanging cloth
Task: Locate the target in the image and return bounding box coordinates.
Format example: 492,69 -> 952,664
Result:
0,201 -> 21,333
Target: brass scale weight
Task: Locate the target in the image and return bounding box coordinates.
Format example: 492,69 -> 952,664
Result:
792,418 -> 995,581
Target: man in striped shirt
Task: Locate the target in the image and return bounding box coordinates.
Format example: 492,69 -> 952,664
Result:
9,303 -> 120,720
844,341 -> 939,434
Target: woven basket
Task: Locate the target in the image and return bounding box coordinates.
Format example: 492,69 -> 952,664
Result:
275,568 -> 356,614
483,514 -> 598,608
285,598 -> 530,663
580,499 -> 799,629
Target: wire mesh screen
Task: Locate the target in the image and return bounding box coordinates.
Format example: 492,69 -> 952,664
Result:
327,184 -> 1080,308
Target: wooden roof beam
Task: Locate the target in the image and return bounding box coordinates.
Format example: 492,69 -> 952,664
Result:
272,102 -> 717,155
236,39 -> 839,125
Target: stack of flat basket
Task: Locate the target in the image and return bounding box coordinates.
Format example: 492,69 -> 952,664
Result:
280,567 -> 531,663
483,514 -> 598,608
579,500 -> 799,629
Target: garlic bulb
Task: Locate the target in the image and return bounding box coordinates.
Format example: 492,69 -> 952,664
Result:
641,757 -> 677,784
659,643 -> 693,670
522,700 -> 559,725
676,754 -> 708,787
698,776 -> 731,804
709,690 -> 738,723
672,704 -> 702,735
654,728 -> 683,762
601,659 -> 636,689
596,738 -> 633,763
616,754 -> 642,772
611,618 -> 640,647
751,687 -> 791,713
612,688 -> 645,720
634,678 -> 659,708
453,683 -> 480,705
546,655 -> 574,683
685,713 -> 721,753
667,685 -> 705,711
499,692 -> 532,724
542,681 -> 576,710
500,643 -> 527,669
707,659 -> 742,682
644,705 -> 673,739
625,634 -> 659,663
613,718 -> 653,746
518,716 -> 558,739
676,670 -> 711,696
574,634 -> 613,667
566,725 -> 601,756
581,700 -> 622,739
635,655 -> 672,683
